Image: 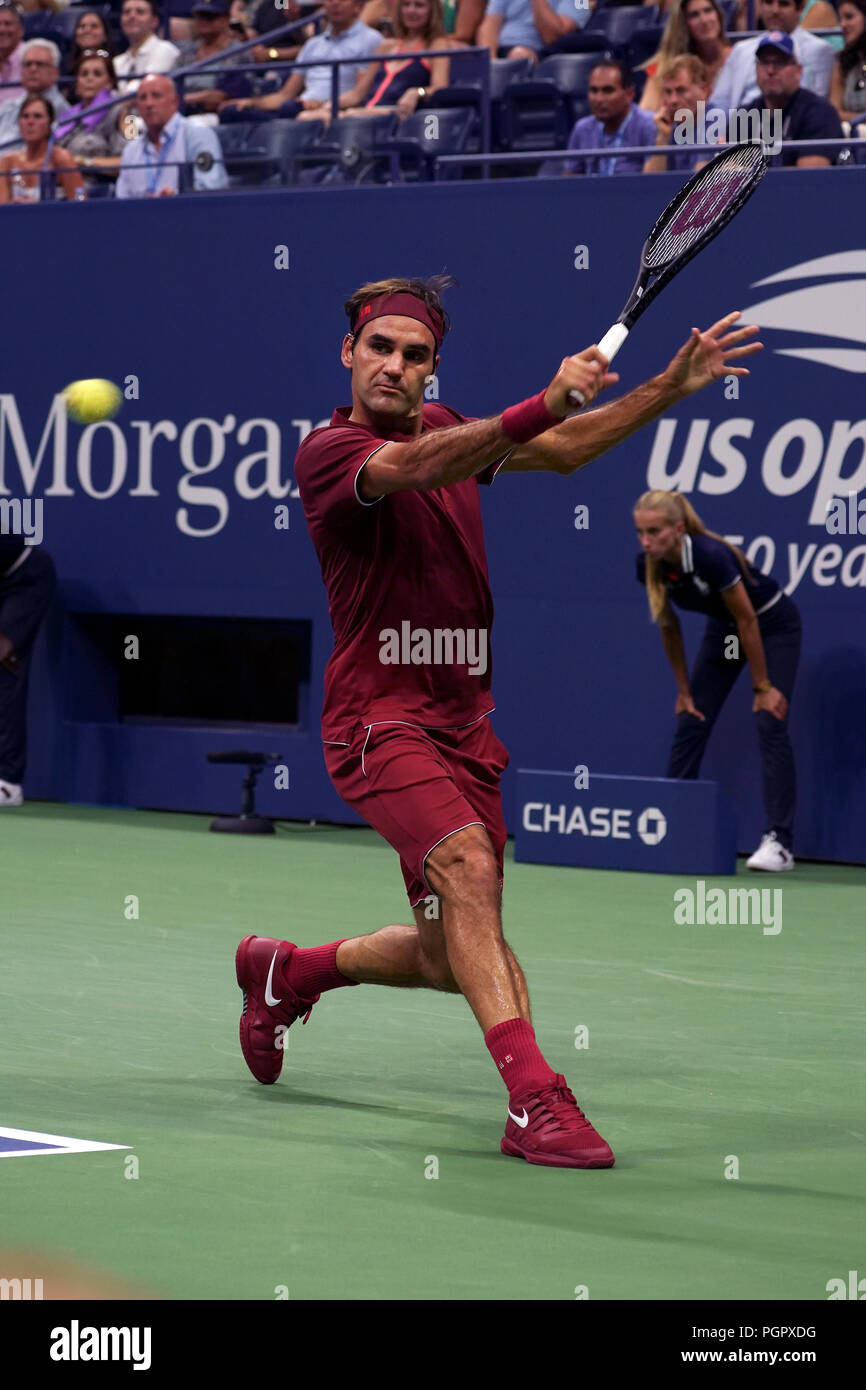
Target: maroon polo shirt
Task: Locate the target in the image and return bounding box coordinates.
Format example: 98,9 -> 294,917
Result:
295,402 -> 507,743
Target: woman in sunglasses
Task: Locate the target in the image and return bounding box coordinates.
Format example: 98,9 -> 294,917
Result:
0,93 -> 83,201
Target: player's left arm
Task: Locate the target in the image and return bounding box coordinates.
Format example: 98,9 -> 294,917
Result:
501,312 -> 761,474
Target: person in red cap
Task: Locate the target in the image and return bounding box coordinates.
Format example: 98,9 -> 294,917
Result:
235,274 -> 761,1169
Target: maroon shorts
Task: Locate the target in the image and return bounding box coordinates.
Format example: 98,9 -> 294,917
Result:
323,716 -> 510,906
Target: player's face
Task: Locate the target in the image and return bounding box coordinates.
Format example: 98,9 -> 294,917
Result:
759,0 -> 801,35
345,315 -> 437,420
634,509 -> 683,562
587,67 -> 633,124
684,0 -> 721,45
756,50 -> 801,100
839,2 -> 865,46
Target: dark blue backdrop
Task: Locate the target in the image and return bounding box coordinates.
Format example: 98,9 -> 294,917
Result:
4,170 -> 865,862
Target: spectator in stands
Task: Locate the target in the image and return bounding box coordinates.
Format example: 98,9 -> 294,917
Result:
640,0 -> 731,113
62,10 -> 115,78
565,57 -> 656,173
0,39 -> 68,148
115,0 -> 181,95
116,72 -> 228,193
249,0 -> 314,61
746,30 -> 844,163
339,0 -> 451,121
221,0 -> 382,122
761,0 -> 839,30
55,50 -> 126,189
710,0 -> 835,109
478,0 -> 588,62
176,0 -> 253,115
0,2 -> 24,107
830,0 -> 866,122
0,94 -> 83,200
644,53 -> 717,169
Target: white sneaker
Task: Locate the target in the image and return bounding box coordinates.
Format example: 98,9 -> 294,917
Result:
0,779 -> 23,807
747,832 -> 794,871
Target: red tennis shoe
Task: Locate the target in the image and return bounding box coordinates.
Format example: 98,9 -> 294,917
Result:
235,935 -> 319,1085
501,1074 -> 615,1169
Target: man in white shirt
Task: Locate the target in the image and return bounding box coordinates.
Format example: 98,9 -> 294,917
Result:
710,0 -> 835,110
115,0 -> 181,95
116,74 -> 228,196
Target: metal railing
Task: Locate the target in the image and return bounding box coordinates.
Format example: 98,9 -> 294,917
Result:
433,134 -> 866,179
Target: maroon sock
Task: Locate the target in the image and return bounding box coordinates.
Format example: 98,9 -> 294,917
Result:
485,1017 -> 558,1096
282,940 -> 358,998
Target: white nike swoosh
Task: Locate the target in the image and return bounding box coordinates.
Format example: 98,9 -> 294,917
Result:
507,1107 -> 529,1129
265,950 -> 282,1008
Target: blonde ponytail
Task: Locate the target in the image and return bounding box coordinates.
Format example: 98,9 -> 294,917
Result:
634,490 -> 752,625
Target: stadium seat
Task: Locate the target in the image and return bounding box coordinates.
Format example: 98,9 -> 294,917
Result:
295,113 -> 399,185
628,24 -> 665,69
585,5 -> 661,51
37,6 -> 113,43
378,107 -> 477,182
718,0 -> 739,26
216,119 -> 321,187
500,55 -> 596,151
431,58 -> 531,153
21,14 -> 71,56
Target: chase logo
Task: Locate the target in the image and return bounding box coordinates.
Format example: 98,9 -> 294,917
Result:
741,251 -> 866,374
637,807 -> 667,845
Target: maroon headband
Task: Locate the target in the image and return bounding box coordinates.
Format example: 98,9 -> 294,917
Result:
352,292 -> 444,355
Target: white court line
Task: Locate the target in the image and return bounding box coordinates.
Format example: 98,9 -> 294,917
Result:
0,1125 -> 129,1158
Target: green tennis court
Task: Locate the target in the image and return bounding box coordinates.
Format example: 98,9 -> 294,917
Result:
2,803 -> 862,1301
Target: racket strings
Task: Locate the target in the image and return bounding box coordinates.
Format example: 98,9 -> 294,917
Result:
645,145 -> 765,270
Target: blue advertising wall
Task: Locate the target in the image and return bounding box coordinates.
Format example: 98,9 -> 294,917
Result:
3,170 -> 865,862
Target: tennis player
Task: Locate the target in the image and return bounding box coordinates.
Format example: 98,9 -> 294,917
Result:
236,276 -> 761,1169
633,489 -> 800,871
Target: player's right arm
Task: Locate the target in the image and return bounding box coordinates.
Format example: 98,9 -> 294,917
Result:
358,347 -> 615,498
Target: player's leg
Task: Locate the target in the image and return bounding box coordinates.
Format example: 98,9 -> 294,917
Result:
747,596 -> 801,869
423,824 -> 527,1029
666,619 -> 742,778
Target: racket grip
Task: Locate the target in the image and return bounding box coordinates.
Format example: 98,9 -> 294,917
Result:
567,323 -> 630,407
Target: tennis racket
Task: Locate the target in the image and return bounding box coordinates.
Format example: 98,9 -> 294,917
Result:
569,142 -> 768,407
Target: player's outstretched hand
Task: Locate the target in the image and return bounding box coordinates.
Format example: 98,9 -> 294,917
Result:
663,312 -> 762,399
543,346 -> 619,417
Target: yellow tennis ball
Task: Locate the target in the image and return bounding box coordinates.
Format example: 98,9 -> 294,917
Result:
62,378 -> 122,425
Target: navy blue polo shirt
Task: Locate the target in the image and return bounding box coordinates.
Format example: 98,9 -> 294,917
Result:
636,532 -> 781,623
746,87 -> 844,167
